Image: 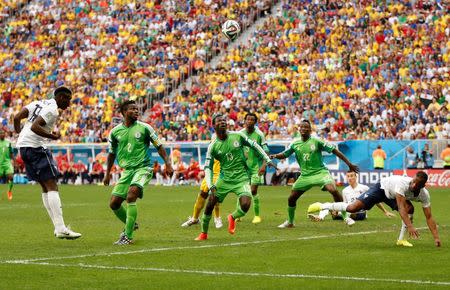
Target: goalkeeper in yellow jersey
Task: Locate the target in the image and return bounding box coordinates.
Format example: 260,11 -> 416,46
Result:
181,158 -> 222,228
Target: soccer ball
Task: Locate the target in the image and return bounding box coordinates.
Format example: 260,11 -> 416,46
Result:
221,20 -> 241,40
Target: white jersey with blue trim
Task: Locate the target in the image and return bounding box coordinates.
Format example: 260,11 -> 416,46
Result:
16,99 -> 59,148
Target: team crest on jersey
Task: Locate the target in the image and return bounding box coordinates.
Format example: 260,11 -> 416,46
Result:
310,144 -> 315,151
233,141 -> 240,148
135,132 -> 141,139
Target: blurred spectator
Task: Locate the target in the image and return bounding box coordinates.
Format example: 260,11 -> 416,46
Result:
73,160 -> 87,184
185,158 -> 202,184
271,158 -> 289,185
441,143 -> 450,169
372,145 -> 387,170
90,159 -> 105,184
420,144 -> 434,169
405,146 -> 419,169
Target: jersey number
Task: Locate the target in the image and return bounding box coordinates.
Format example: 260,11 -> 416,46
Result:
302,153 -> 310,161
29,104 -> 43,122
226,152 -> 234,161
127,143 -> 132,153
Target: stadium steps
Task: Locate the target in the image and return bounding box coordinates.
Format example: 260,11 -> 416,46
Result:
167,1 -> 283,100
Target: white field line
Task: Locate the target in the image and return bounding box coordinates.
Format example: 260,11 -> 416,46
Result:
13,261 -> 450,286
3,227 -> 429,264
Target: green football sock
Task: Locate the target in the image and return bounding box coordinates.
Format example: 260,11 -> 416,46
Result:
341,211 -> 348,219
253,194 -> 260,216
288,206 -> 296,224
7,180 -> 13,192
125,203 -> 137,239
113,204 -> 127,224
201,213 -> 212,234
232,205 -> 246,219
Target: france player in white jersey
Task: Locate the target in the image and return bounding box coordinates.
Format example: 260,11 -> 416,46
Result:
308,171 -> 394,225
308,171 -> 441,247
13,86 -> 81,239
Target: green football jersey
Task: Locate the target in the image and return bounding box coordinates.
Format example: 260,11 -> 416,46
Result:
0,139 -> 13,165
283,137 -> 335,176
108,121 -> 161,170
205,131 -> 271,187
240,127 -> 269,170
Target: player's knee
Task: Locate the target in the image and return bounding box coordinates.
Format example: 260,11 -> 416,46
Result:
199,191 -> 208,199
346,202 -> 363,213
110,200 -> 120,210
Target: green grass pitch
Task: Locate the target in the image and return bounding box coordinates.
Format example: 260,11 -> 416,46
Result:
0,184 -> 448,289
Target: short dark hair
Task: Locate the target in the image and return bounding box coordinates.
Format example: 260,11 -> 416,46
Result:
212,114 -> 223,125
120,100 -> 136,115
300,119 -> 311,125
54,86 -> 72,98
245,113 -> 258,121
416,171 -> 428,183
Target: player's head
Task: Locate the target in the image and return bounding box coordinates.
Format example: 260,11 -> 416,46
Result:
410,171 -> 428,195
299,119 -> 312,139
245,113 -> 257,129
212,114 -> 226,131
346,171 -> 358,186
120,100 -> 139,122
0,129 -> 5,140
53,86 -> 72,110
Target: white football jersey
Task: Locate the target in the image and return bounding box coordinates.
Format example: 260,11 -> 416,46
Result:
380,175 -> 431,208
16,99 -> 59,148
342,183 -> 370,203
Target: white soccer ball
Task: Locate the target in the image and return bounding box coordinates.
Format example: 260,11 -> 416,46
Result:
221,20 -> 241,40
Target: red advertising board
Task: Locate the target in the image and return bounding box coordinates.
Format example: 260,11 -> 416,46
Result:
393,169 -> 450,187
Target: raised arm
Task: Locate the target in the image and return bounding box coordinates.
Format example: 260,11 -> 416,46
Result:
422,206 -> 441,247
103,153 -> 116,186
204,142 -> 215,191
13,107 -> 29,134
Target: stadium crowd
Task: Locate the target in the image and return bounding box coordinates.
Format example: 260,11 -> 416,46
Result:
0,0 -> 274,142
0,0 -> 449,143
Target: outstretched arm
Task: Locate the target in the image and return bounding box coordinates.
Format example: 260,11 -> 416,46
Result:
332,148 -> 359,173
376,203 -> 395,218
423,206 -> 441,247
13,107 -> 29,134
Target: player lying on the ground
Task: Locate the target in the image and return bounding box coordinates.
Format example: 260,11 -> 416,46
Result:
308,171 -> 395,223
308,171 -> 441,247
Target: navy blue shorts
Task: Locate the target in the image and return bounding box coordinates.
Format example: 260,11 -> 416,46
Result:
350,212 -> 367,220
357,182 -> 398,211
20,147 -> 59,182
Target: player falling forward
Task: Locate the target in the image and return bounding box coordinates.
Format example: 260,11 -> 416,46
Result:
104,100 -> 173,245
240,113 -> 269,224
195,115 -> 276,240
181,157 -> 222,229
308,171 -> 395,222
270,119 -> 359,228
308,171 -> 441,247
0,130 -> 14,200
13,86 -> 81,239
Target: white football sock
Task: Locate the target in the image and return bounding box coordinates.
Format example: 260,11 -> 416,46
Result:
322,202 -> 348,211
318,209 -> 329,219
42,192 -> 57,230
398,214 -> 413,241
47,191 -> 66,232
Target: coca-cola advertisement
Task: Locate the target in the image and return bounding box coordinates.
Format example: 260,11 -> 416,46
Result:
393,169 -> 450,187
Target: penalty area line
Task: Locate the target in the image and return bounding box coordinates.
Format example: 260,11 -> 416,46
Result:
14,261 -> 450,286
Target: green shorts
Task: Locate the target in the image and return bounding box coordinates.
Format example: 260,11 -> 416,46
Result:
249,167 -> 264,185
212,178 -> 252,203
112,167 -> 153,199
292,171 -> 335,192
0,163 -> 13,176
